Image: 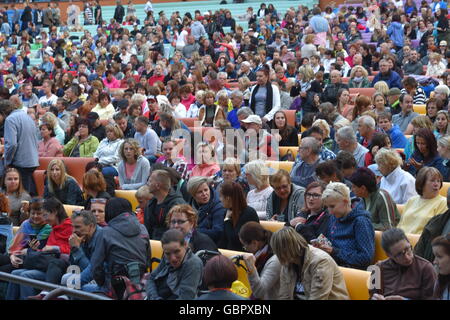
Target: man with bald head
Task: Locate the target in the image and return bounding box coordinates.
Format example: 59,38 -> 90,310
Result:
321,70 -> 349,105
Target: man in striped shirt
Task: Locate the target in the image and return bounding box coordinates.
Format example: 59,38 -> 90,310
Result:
400,76 -> 427,105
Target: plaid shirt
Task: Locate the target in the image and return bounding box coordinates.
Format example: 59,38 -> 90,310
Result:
162,158 -> 188,180
295,147 -> 336,162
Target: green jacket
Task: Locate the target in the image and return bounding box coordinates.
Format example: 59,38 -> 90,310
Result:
348,77 -> 371,88
363,189 -> 401,231
414,209 -> 450,263
63,135 -> 99,157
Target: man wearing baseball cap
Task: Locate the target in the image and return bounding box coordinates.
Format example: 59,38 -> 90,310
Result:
87,111 -> 106,142
241,115 -> 276,161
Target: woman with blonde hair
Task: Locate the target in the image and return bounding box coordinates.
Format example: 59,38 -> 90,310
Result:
93,123 -> 124,177
375,148 -> 418,204
238,76 -> 252,105
117,138 -> 150,190
318,182 -> 375,269
301,34 -> 318,59
271,226 -> 350,300
44,159 -> 84,205
373,81 -> 389,97
244,160 -> 273,220
426,52 -> 446,77
41,112 -> 65,145
212,157 -> 249,195
348,66 -> 370,88
437,135 -> 450,182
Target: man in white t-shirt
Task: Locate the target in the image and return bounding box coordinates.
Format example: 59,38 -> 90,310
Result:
37,80 -> 58,115
144,0 -> 153,14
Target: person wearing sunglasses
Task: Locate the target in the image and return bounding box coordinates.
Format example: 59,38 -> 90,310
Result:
371,228 -> 436,300
289,181 -> 331,243
166,204 -> 217,253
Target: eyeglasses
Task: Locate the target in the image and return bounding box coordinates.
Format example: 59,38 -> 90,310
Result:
169,219 -> 188,225
305,193 -> 322,199
392,245 -> 413,259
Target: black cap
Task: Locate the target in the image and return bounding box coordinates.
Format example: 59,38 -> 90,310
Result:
87,112 -> 99,120
114,99 -> 129,110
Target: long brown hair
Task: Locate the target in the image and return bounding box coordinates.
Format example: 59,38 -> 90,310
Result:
220,181 -> 247,226
431,235 -> 450,299
1,168 -> 26,197
271,110 -> 296,141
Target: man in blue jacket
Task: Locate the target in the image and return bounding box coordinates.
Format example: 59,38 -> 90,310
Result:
377,112 -> 408,148
371,59 -> 402,89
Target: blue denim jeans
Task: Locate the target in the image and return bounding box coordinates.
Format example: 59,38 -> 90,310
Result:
6,269 -> 46,300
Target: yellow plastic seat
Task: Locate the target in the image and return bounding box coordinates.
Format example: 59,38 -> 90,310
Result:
260,221 -> 284,233
413,104 -> 426,115
149,240 -> 252,295
115,190 -> 139,211
265,161 -> 294,173
439,182 -> 450,197
339,267 -> 370,300
279,147 -> 298,160
374,231 -> 422,263
298,134 -> 302,145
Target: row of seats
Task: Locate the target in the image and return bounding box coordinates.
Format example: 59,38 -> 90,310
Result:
149,239 -> 371,300
259,221 -> 420,264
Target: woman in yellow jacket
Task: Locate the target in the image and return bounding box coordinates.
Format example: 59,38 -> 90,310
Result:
63,118 -> 99,157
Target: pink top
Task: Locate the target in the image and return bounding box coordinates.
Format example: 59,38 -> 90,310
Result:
190,164 -> 220,178
125,162 -> 137,180
181,94 -> 196,111
38,137 -> 63,157
103,77 -> 121,89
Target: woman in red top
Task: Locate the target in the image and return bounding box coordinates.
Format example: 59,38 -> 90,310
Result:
6,197 -> 73,300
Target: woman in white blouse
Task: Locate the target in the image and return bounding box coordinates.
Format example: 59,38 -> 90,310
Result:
244,160 -> 273,220
375,148 -> 418,205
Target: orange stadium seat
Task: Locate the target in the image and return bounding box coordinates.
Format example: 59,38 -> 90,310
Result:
179,117 -> 198,127
284,110 -> 296,127
440,182 -> 450,197
38,157 -> 95,187
33,170 -> 46,197
349,88 -> 376,97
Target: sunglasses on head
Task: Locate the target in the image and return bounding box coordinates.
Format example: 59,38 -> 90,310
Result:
91,198 -> 107,204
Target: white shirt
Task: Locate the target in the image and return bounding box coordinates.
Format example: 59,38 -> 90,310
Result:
38,94 -> 58,108
247,186 -> 274,220
173,103 -> 187,118
144,1 -> 153,13
380,166 -> 418,205
175,30 -> 188,48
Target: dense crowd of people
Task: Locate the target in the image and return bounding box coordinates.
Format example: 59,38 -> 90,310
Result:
0,0 -> 449,301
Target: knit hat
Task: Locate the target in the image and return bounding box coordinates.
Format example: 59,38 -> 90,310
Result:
387,88 -> 401,96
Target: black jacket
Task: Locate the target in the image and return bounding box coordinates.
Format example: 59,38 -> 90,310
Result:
189,229 -> 218,253
218,206 -> 259,251
43,177 -> 84,206
294,210 -> 331,242
145,190 -> 186,240
415,209 -> 450,263
190,187 -> 226,244
91,125 -> 106,142
90,212 -> 150,287
114,5 -> 125,23
321,82 -> 349,105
